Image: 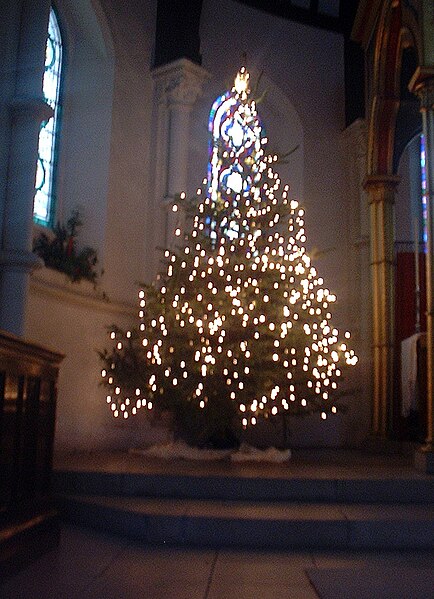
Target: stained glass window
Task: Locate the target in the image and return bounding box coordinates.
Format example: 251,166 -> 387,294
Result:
421,133 -> 428,246
33,7 -> 63,227
207,68 -> 265,242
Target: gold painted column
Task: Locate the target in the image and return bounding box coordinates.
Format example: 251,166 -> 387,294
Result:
410,69 -> 434,471
364,175 -> 400,440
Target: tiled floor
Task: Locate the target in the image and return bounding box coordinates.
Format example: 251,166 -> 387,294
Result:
54,448 -> 427,480
2,524 -> 434,599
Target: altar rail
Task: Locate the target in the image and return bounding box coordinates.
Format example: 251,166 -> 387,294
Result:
0,331 -> 64,577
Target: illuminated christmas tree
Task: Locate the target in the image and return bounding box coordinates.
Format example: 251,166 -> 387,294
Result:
100,67 -> 358,446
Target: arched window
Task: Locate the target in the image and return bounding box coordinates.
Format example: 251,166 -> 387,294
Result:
420,133 -> 428,245
34,7 -> 63,227
207,68 -> 264,242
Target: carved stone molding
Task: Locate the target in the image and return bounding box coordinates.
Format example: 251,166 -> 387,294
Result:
363,174 -> 401,202
415,80 -> 434,110
152,58 -> 210,108
409,67 -> 434,109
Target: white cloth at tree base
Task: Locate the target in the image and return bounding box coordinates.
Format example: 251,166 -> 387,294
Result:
130,440 -> 291,462
401,332 -> 424,417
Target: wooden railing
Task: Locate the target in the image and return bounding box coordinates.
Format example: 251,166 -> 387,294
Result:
0,331 -> 64,576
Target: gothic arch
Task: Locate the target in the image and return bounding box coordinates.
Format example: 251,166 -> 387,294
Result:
367,1 -> 423,176
367,2 -> 402,176
363,0 -> 425,440
55,0 -> 115,59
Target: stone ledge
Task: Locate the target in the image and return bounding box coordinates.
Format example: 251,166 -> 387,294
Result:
30,267 -> 135,316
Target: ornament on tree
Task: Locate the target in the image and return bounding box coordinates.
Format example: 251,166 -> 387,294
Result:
100,66 -> 358,443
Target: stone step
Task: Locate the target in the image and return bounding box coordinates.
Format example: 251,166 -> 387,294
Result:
53,469 -> 434,504
60,494 -> 434,550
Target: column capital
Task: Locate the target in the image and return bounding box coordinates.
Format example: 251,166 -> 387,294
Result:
363,174 -> 400,200
152,58 -> 211,108
408,67 -> 434,110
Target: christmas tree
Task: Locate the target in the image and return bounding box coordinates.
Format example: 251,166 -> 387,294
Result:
100,67 -> 358,447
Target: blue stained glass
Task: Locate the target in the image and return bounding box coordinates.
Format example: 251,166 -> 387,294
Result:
207,73 -> 265,242
33,8 -> 62,227
421,134 -> 428,246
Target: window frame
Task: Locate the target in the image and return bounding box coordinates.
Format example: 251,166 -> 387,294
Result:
33,5 -> 65,229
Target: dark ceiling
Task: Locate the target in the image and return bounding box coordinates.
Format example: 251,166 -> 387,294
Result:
154,0 -> 364,126
154,0 -> 362,71
235,0 -> 361,34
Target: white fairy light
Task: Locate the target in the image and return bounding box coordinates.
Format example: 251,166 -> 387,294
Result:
102,65 -> 358,427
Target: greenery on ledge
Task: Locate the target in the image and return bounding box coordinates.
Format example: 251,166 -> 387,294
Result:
33,210 -> 99,284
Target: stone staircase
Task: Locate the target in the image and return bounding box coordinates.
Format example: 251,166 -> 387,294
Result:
53,450 -> 434,550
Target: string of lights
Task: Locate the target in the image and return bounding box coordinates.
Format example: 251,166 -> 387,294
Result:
100,66 -> 358,430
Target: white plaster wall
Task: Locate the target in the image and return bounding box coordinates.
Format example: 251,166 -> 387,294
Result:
44,0 -> 115,258
27,270 -> 169,450
199,0 -> 350,312
25,0 -> 160,450
341,120 -> 372,445
100,0 -> 157,302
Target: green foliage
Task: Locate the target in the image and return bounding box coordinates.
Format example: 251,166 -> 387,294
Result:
33,210 -> 99,284
99,69 -> 357,449
98,327 -> 149,391
99,322 -> 241,448
99,188 -> 355,448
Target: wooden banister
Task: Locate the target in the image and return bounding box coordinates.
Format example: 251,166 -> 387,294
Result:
0,331 -> 64,578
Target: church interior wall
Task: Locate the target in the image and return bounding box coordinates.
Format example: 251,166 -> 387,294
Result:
12,0 -> 370,450
25,0 -> 161,451
26,269 -> 166,450
98,0 -> 157,303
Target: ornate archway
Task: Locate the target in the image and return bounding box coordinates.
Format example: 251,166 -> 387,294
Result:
354,0 -> 423,440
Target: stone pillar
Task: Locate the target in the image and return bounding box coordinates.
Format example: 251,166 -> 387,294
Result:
343,119 -> 370,339
410,68 -> 434,472
364,175 -> 400,440
342,119 -> 371,441
150,59 -> 209,265
0,0 -> 50,336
